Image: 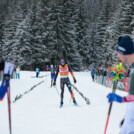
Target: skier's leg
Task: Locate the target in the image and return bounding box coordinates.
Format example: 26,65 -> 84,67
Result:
119,120 -> 127,134
60,82 -> 65,104
36,73 -> 38,77
92,76 -> 94,81
51,73 -> 55,86
119,117 -> 133,134
17,73 -> 19,79
127,122 -> 134,134
66,80 -> 76,103
51,80 -> 52,87
51,73 -> 53,87
122,118 -> 134,134
53,73 -> 55,84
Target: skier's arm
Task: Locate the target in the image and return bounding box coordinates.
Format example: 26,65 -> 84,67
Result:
54,66 -> 59,83
68,65 -> 75,78
129,71 -> 134,94
122,68 -> 134,102
123,95 -> 134,102
107,93 -> 134,103
68,65 -> 77,83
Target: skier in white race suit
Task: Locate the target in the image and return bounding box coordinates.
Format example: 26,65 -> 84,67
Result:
107,36 -> 134,134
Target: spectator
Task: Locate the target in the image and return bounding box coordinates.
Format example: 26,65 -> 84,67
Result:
103,70 -> 107,77
46,65 -> 49,71
16,66 -> 20,79
36,67 -> 40,77
126,69 -> 130,77
54,65 -> 57,71
96,68 -> 100,76
50,65 -> 56,87
91,67 -> 95,81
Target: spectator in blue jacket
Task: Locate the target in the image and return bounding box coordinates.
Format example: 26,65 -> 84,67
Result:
36,67 -> 40,77
91,67 -> 95,81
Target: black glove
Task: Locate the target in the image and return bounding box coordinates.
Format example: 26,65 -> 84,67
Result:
73,77 -> 77,83
53,81 -> 56,86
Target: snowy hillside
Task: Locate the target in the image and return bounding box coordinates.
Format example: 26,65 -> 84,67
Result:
0,71 -> 127,134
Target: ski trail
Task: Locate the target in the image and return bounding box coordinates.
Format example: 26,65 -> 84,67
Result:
0,72 -> 128,134
12,75 -> 89,134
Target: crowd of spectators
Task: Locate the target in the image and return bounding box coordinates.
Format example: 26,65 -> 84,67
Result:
90,66 -> 131,90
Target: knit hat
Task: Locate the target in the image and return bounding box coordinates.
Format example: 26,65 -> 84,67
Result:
116,36 -> 134,55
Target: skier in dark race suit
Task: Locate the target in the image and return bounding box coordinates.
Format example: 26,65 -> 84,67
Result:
54,59 -> 77,107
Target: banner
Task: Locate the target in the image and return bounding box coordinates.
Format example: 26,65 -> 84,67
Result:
108,77 -> 111,88
125,78 -> 129,92
0,80 -> 9,101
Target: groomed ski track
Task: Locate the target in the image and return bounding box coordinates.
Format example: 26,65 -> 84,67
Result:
0,71 -> 127,134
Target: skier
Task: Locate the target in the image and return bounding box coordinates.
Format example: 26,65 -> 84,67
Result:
107,35 -> 134,134
54,65 -> 57,71
16,66 -> 20,79
50,65 -> 56,87
46,65 -> 49,71
53,59 -> 77,107
36,67 -> 40,77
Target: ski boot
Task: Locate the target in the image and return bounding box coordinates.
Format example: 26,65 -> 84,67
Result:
73,100 -> 78,106
60,102 -> 63,108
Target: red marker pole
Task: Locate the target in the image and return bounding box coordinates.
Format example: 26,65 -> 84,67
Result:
7,84 -> 12,134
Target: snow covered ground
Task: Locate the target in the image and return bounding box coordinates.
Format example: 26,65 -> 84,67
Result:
0,71 -> 128,134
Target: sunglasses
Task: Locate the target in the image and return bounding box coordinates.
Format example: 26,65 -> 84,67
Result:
60,61 -> 65,64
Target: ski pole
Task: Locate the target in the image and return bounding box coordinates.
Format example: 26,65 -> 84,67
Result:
69,83 -> 75,103
55,85 -> 59,95
7,84 -> 12,134
104,80 -> 117,134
